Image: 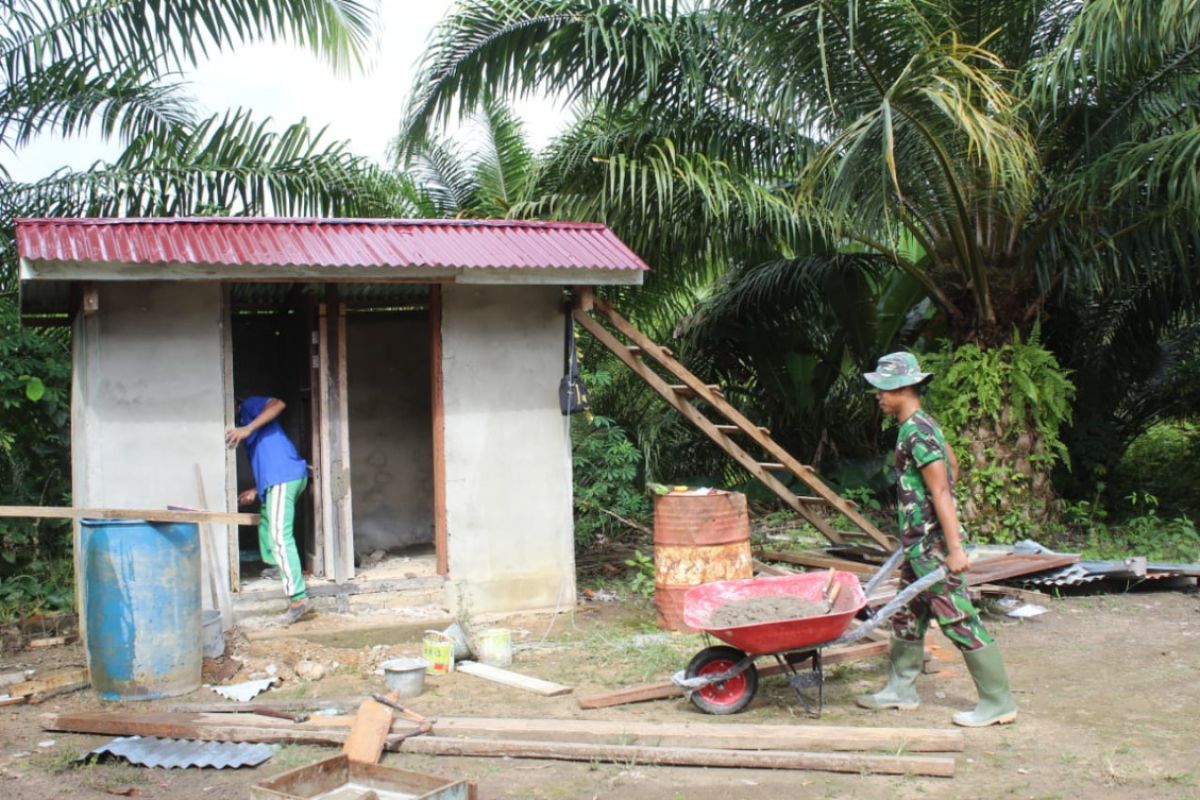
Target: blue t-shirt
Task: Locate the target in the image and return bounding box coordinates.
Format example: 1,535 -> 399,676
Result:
238,396 -> 308,498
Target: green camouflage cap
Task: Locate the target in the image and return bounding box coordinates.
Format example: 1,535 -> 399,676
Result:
864,352 -> 933,391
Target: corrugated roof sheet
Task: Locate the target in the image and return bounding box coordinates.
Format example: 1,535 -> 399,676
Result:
15,217 -> 650,272
82,736 -> 278,769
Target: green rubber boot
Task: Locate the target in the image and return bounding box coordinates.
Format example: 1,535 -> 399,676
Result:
953,642 -> 1018,727
856,637 -> 923,711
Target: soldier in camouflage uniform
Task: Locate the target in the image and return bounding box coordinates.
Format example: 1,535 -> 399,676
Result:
857,352 -> 1018,727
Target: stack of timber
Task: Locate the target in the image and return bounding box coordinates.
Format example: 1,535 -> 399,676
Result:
41,711 -> 961,778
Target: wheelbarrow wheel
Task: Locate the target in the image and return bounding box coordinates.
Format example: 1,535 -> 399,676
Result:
685,645 -> 757,715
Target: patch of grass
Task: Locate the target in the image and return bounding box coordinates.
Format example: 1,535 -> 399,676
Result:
32,745 -> 83,774
276,679 -> 311,699
270,743 -> 323,771
81,762 -> 151,792
1163,771 -> 1195,786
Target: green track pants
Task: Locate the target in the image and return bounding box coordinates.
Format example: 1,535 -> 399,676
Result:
258,477 -> 307,601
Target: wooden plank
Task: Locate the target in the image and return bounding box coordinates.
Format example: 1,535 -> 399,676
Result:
334,302 -> 354,582
753,559 -> 795,577
573,310 -> 847,546
318,302 -> 337,579
397,736 -> 954,777
970,583 -> 1053,604
0,506 -> 259,525
577,640 -> 888,709
590,296 -> 894,549
194,466 -> 233,629
429,717 -> 963,753
756,550 -> 876,576
220,284 -> 240,592
669,384 -> 722,398
308,301 -> 326,577
455,661 -> 573,697
40,711 -> 352,746
342,698 -> 393,764
430,285 -> 448,576
234,575 -> 443,603
8,668 -> 88,704
715,424 -> 770,435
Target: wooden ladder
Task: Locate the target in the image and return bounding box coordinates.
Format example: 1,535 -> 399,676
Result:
573,289 -> 895,551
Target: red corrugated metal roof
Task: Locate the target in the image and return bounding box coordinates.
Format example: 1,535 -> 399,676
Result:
14,217 -> 650,273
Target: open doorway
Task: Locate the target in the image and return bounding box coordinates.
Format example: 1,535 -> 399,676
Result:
345,300 -> 435,573
227,284 -> 440,596
229,288 -> 316,585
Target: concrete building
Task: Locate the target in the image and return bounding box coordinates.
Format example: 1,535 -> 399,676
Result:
15,218 -> 647,617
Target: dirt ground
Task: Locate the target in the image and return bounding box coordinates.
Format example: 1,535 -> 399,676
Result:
2,585 -> 1198,800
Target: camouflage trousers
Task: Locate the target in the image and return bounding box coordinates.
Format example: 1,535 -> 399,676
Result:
891,534 -> 993,652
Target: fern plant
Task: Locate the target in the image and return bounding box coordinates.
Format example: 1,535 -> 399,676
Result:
921,331 -> 1075,543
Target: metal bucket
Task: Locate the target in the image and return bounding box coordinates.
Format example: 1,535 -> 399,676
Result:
81,519 -> 202,700
382,658 -> 428,698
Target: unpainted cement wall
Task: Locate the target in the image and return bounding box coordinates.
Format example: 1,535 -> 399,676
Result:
72,282 -> 230,615
440,285 -> 576,614
346,313 -> 433,556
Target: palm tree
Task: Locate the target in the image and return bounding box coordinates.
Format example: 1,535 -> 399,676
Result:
0,0 -> 418,609
393,98 -> 540,218
396,2 -> 1200,518
402,0 -> 1199,346
1,0 -> 419,289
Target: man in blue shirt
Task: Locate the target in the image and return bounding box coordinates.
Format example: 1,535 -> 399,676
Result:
226,395 -> 312,624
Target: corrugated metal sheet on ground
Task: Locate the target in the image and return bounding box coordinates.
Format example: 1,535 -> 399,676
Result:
1018,561 -> 1200,587
82,736 -> 277,768
15,217 -> 651,272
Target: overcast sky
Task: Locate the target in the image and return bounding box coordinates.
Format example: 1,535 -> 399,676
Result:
9,1 -> 564,182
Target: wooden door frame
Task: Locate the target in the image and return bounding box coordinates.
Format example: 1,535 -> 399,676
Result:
431,285 -> 448,575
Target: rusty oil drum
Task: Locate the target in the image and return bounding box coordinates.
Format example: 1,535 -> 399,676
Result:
653,489 -> 753,631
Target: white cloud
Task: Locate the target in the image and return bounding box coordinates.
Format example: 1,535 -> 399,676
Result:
7,0 -> 566,182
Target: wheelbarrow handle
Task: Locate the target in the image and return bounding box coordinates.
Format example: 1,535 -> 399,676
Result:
862,546 -> 907,598
831,565 -> 949,647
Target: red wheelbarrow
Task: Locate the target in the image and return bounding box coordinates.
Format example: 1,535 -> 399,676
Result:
673,548 -> 946,716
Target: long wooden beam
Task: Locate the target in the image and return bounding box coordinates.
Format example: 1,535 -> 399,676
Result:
398,736 -> 955,777
0,506 -> 258,525
428,717 -> 963,753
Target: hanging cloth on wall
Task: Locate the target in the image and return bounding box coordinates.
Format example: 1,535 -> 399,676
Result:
559,301 -> 590,415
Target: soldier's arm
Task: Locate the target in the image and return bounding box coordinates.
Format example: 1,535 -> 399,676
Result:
946,441 -> 960,482
920,459 -> 969,574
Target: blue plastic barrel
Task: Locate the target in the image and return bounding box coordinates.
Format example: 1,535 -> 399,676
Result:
81,519 -> 202,700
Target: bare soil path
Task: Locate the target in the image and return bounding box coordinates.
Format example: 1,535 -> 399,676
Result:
2,588 -> 1198,799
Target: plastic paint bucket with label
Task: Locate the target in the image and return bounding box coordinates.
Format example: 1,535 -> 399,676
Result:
478,628 -> 513,667
421,630 -> 454,675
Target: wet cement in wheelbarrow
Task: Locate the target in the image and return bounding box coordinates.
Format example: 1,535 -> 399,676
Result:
706,596 -> 827,627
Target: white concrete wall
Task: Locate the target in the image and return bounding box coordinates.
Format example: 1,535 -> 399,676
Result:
441,285 -> 576,614
72,282 -> 230,615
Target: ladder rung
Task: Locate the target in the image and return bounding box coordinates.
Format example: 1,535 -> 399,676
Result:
628,345 -> 673,357
759,462 -> 787,471
670,384 -> 722,398
715,424 -> 770,435
795,496 -> 830,506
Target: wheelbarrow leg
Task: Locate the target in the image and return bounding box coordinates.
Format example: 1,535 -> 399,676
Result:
773,650 -> 825,718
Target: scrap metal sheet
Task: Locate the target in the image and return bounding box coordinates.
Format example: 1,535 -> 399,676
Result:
83,736 -> 277,769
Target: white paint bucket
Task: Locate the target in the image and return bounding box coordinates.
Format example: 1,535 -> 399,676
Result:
478,628 -> 513,667
381,658 -> 428,699
201,609 -> 224,659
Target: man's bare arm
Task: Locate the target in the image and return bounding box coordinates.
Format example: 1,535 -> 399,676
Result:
921,459 -> 968,574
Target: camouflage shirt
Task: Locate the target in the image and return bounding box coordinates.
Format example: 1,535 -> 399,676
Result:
895,409 -> 954,546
